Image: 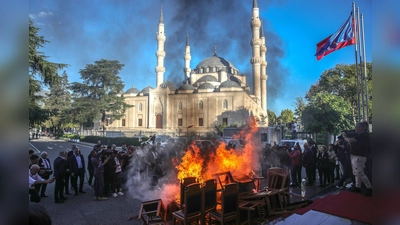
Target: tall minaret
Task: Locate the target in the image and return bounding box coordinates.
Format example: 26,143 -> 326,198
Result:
183,32 -> 191,83
250,0 -> 262,103
260,24 -> 268,112
155,6 -> 166,87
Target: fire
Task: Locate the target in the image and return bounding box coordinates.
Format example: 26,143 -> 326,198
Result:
177,116 -> 261,183
176,144 -> 205,183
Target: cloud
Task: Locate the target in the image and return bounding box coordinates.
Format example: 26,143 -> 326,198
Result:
29,14 -> 36,19
37,11 -> 53,18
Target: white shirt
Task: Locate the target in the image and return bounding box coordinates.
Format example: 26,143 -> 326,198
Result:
29,170 -> 44,188
114,157 -> 122,173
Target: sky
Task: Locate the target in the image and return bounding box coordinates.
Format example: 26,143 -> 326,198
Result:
28,0 -> 372,115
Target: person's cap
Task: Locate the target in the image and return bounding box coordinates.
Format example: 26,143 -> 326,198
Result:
337,135 -> 344,139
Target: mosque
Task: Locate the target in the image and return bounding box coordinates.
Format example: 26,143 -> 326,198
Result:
107,0 -> 268,134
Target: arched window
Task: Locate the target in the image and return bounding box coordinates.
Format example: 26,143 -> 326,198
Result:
222,100 -> 228,109
199,101 -> 203,110
178,101 -> 182,111
138,103 -> 142,111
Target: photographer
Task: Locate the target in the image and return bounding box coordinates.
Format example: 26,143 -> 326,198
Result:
343,122 -> 372,196
36,152 -> 52,197
29,164 -> 55,203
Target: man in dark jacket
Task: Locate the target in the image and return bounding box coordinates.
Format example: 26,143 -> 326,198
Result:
68,147 -> 86,195
302,143 -> 315,186
53,151 -> 68,203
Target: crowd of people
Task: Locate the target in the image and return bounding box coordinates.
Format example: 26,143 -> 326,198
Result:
263,121 -> 372,196
29,121 -> 372,207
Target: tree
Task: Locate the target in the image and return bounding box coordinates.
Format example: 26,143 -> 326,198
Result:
306,63 -> 372,123
267,109 -> 277,126
43,71 -> 72,134
29,19 -> 68,126
294,95 -> 306,119
278,109 -> 295,125
70,59 -> 132,131
302,92 -> 353,134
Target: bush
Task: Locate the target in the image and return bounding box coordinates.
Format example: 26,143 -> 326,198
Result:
80,136 -> 146,146
62,134 -> 82,140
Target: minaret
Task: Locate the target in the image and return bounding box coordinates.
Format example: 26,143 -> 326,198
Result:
155,6 -> 166,87
260,24 -> 268,112
183,32 -> 191,83
250,0 -> 262,103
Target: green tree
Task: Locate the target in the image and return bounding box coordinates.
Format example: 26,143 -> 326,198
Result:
278,109 -> 295,126
267,109 -> 277,126
302,92 -> 353,134
70,59 -> 132,131
29,19 -> 68,126
294,95 -> 306,119
43,71 -> 72,135
306,63 -> 372,123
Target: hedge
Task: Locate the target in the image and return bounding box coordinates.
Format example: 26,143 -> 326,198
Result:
80,136 -> 148,146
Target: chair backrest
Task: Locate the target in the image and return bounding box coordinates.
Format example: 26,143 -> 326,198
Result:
268,170 -> 288,190
180,177 -> 197,208
202,179 -> 217,212
221,183 -> 239,218
184,183 -> 202,217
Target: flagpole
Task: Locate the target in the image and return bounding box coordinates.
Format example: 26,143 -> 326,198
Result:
360,13 -> 369,123
352,2 -> 361,123
357,7 -> 366,122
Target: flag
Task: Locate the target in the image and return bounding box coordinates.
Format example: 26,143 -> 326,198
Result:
315,12 -> 355,60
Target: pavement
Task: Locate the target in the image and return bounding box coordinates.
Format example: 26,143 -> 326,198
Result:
29,137 -> 368,225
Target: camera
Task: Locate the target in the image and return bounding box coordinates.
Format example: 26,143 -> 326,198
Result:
343,130 -> 357,138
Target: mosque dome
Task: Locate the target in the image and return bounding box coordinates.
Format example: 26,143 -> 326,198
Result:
140,86 -> 153,95
220,80 -> 241,88
197,75 -> 218,82
178,83 -> 195,90
159,81 -> 177,91
198,83 -> 215,90
125,86 -> 140,94
194,55 -> 239,75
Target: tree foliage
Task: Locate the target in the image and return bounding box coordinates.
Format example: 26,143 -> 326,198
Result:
43,71 -> 72,131
267,109 -> 277,126
302,92 -> 353,134
306,63 -> 372,123
278,109 -> 294,125
70,59 -> 132,128
294,95 -> 306,119
29,19 -> 68,126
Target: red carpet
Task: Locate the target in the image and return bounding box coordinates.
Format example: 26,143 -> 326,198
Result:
294,191 -> 372,224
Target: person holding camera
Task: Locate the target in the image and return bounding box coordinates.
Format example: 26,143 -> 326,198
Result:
29,164 -> 55,203
91,150 -> 110,200
36,151 -> 52,197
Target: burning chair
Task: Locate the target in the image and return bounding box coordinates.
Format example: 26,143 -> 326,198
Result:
172,183 -> 202,225
207,183 -> 240,225
178,177 -> 198,209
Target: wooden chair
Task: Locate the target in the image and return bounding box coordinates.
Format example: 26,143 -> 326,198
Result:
138,199 -> 167,225
172,183 -> 202,225
201,179 -> 217,225
207,183 -> 239,225
179,177 -> 197,209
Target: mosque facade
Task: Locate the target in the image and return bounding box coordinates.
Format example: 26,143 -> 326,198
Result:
107,0 -> 268,134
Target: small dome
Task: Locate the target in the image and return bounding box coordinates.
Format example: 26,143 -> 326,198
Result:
197,75 -> 218,82
179,83 -> 195,90
198,83 -> 215,90
141,86 -> 153,95
159,81 -> 177,91
220,80 -> 241,88
125,86 -> 140,94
